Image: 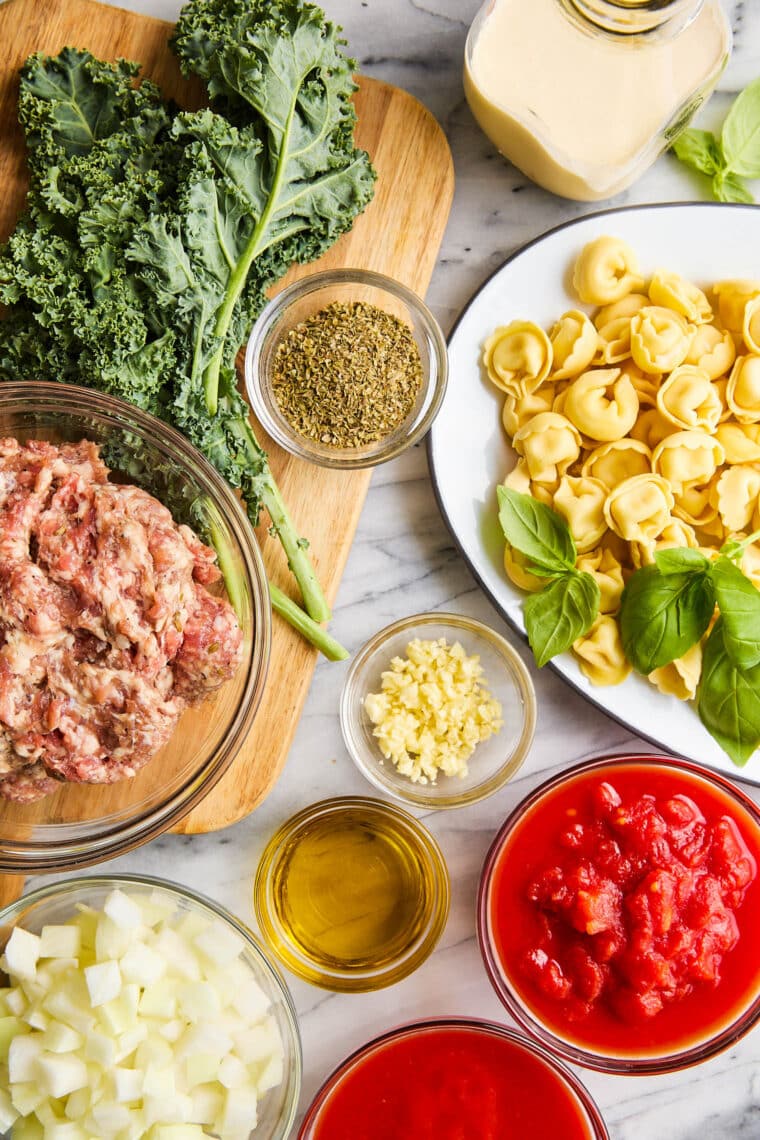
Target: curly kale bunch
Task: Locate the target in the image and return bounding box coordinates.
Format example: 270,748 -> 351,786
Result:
0,1 -> 377,658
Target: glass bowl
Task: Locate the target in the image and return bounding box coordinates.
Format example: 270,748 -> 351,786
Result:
298,1018 -> 609,1139
478,753 -> 760,1075
254,796 -> 450,992
0,382 -> 270,873
244,268 -> 448,469
340,612 -> 536,809
0,874 -> 301,1140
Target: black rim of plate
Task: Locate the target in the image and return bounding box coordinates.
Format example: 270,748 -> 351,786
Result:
427,200 -> 760,788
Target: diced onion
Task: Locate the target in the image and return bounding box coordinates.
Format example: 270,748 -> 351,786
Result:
0,891 -> 284,1139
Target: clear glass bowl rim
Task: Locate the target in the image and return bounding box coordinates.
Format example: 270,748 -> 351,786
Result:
297,1016 -> 609,1139
339,611 -> 537,809
244,267 -> 449,470
0,872 -> 302,1140
477,751 -> 760,1075
0,382 -> 271,872
254,795 -> 450,992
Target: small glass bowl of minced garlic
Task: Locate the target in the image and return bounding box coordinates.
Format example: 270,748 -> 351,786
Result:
340,613 -> 537,809
244,268 -> 448,469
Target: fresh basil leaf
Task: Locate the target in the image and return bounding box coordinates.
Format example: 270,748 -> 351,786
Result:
497,486 -> 577,574
619,564 -> 714,674
713,169 -> 755,204
654,547 -> 711,576
710,556 -> 760,669
698,618 -> 760,767
721,76 -> 760,178
523,570 -> 600,668
671,128 -> 723,175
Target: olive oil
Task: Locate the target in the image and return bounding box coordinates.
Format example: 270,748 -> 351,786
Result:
255,797 -> 450,991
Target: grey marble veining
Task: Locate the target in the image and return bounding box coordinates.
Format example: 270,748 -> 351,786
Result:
32,0 -> 760,1136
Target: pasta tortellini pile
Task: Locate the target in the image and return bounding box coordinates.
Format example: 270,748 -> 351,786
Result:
485,234 -> 760,693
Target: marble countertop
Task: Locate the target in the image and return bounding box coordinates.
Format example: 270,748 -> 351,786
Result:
32,0 -> 760,1136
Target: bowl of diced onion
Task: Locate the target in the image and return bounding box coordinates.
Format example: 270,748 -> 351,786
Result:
340,612 -> 537,809
0,875 -> 301,1140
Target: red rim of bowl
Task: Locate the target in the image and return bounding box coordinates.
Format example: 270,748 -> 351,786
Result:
298,1017 -> 609,1139
477,752 -> 760,1075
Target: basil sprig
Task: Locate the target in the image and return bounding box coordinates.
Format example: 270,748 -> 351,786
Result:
498,483 -> 760,767
618,532 -> 760,767
497,487 -> 600,667
671,76 -> 760,203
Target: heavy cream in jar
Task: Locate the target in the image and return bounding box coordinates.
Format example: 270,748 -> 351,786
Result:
464,0 -> 731,201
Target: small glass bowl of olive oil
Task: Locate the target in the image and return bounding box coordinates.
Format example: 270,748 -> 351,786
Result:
254,797 -> 450,992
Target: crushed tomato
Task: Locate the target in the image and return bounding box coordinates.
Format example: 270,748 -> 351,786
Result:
488,761 -> 760,1056
304,1025 -> 595,1140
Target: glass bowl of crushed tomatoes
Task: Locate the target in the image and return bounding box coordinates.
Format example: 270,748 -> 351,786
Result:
0,383 -> 270,873
478,753 -> 760,1074
298,1018 -> 609,1140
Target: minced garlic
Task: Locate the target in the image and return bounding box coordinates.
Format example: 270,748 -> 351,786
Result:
363,637 -> 503,784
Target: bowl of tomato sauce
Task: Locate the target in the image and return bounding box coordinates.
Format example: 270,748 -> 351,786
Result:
478,754 -> 760,1074
298,1018 -> 608,1140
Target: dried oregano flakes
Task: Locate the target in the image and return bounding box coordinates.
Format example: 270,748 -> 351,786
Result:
271,301 -> 424,448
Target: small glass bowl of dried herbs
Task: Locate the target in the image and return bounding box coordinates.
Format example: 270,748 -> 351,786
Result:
245,268 -> 448,469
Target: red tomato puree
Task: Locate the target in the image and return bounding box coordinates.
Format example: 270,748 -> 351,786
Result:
488,761 -> 760,1056
307,1025 -> 595,1140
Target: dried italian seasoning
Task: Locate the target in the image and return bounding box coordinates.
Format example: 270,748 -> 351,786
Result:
271,301 -> 424,448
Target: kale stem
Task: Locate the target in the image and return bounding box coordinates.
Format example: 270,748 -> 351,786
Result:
269,582 -> 348,661
205,487 -> 340,657
259,476 -> 332,624
233,410 -> 330,624
233,415 -> 330,623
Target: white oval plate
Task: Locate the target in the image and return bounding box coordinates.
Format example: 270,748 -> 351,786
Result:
429,202 -> 760,785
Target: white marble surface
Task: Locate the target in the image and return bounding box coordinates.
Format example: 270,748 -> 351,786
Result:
29,0 -> 760,1136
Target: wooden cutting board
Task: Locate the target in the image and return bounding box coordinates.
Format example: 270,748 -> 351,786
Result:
0,0 -> 454,891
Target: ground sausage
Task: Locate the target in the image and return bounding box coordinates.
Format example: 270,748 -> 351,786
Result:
0,439 -> 244,803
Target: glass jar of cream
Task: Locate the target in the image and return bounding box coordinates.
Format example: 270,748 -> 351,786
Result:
464,0 -> 731,201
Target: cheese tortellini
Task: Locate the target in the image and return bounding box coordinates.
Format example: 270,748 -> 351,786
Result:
685,323 -> 736,380
630,517 -> 699,570
713,466 -> 760,533
581,438 -> 652,488
743,296 -> 760,354
513,412 -> 581,483
630,306 -> 692,374
648,270 -> 713,324
549,310 -> 598,379
656,365 -> 723,433
715,422 -> 760,464
501,387 -> 556,436
726,355 -> 760,423
603,473 -> 674,543
572,236 -> 644,305
564,368 -> 639,442
553,475 -> 608,553
652,431 -> 724,494
486,236 -> 760,702
712,279 -> 760,333
648,641 -> 703,701
483,321 -> 552,396
572,615 -> 631,686
576,548 -> 625,613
